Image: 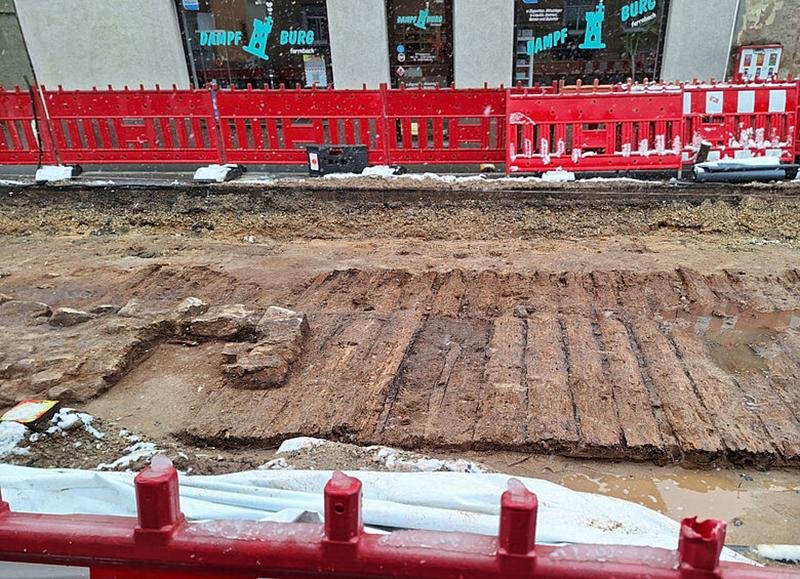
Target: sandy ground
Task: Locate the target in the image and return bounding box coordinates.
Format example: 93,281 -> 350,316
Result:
1,183 -> 799,548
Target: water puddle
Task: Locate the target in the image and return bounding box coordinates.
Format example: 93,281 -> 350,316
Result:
658,308 -> 800,374
560,469 -> 800,544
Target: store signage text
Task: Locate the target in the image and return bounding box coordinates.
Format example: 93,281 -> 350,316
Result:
201,17 -> 315,60
396,9 -> 443,30
200,30 -> 243,47
621,0 -> 657,24
526,27 -> 568,55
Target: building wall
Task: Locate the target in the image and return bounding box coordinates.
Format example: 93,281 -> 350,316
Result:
0,0 -> 33,89
453,0 -> 514,88
734,0 -> 800,78
327,0 -> 390,88
660,0 -> 741,82
14,0 -> 190,90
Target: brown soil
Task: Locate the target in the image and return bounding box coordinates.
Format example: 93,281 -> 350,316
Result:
1,184 -> 799,465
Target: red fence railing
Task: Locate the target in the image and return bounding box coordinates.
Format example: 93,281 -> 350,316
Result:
42,86 -> 223,165
0,462 -> 794,578
0,80 -> 798,174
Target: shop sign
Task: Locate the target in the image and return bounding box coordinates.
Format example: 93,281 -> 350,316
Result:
527,28 -> 568,55
396,9 -> 444,30
200,31 -> 243,47
622,0 -> 657,26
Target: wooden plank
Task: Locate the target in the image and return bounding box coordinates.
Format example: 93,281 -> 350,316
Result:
473,316 -> 527,447
562,314 -> 622,451
630,320 -> 723,461
525,314 -> 580,447
598,317 -> 666,454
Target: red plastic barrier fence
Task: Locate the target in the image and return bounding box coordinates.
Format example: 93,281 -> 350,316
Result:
682,81 -> 798,162
0,463 -> 794,578
0,87 -> 54,165
40,85 -> 223,165
384,86 -> 507,164
217,85 -> 387,165
0,80 -> 798,171
506,87 -> 684,173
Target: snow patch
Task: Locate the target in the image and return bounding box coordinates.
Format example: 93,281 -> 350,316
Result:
97,442 -> 159,471
276,437 -> 327,454
193,164 -> 241,183
696,156 -> 781,171
46,408 -> 105,440
754,544 -> 800,563
0,422 -> 29,458
35,165 -> 75,183
542,169 -> 576,182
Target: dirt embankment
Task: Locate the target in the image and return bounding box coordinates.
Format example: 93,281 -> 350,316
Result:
1,184 -> 799,240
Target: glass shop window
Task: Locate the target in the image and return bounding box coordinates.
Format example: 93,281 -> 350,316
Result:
386,0 -> 453,88
513,0 -> 670,87
178,0 -> 333,89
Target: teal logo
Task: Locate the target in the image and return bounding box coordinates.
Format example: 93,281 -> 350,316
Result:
243,17 -> 273,61
527,28 -> 568,56
199,31 -> 243,47
622,0 -> 657,25
579,0 -> 606,50
396,9 -> 443,30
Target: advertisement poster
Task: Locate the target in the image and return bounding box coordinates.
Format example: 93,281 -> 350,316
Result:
387,0 -> 453,88
514,0 -> 669,86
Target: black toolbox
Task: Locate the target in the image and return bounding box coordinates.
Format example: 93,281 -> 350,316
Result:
306,145 -> 369,176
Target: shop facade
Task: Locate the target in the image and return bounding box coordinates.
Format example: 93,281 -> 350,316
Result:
4,0 -> 797,92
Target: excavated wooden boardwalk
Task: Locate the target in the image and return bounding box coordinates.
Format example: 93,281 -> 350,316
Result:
188,268 -> 800,466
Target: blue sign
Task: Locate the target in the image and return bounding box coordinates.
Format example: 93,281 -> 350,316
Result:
182,0 -> 199,11
243,17 -> 273,61
396,10 -> 443,30
579,0 -> 606,50
397,44 -> 405,54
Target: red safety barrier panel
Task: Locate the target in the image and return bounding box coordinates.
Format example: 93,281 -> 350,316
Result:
40,85 -> 223,164
682,81 -> 798,162
0,464 -> 794,579
0,80 -> 799,170
385,86 -> 507,164
506,87 -> 684,173
217,85 -> 387,165
0,87 -> 54,165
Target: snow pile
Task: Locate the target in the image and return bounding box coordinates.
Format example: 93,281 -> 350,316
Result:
0,422 -> 30,458
754,544 -> 800,563
97,441 -> 159,471
34,165 -> 75,183
264,437 -> 485,473
193,164 -> 240,183
45,408 -> 105,440
541,168 -> 576,182
371,446 -> 485,473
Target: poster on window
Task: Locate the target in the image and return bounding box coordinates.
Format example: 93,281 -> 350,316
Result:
181,0 -> 333,89
387,0 -> 453,88
514,0 -> 670,87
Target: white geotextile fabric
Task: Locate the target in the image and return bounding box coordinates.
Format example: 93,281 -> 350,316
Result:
0,465 -> 750,563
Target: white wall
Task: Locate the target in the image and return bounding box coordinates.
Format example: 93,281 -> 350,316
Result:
454,0 -> 514,88
15,0 -> 190,90
660,0 -> 741,82
327,0 -> 390,88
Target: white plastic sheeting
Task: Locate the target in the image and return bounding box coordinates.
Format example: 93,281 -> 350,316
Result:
0,465 -> 751,564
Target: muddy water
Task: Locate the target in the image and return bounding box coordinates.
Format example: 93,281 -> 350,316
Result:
457,451 -> 800,546
658,308 -> 800,373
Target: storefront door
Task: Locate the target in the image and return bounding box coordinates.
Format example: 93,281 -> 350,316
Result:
386,0 -> 453,88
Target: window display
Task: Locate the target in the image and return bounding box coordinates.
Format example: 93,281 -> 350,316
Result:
386,0 -> 453,88
514,0 -> 670,87
179,0 -> 333,89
